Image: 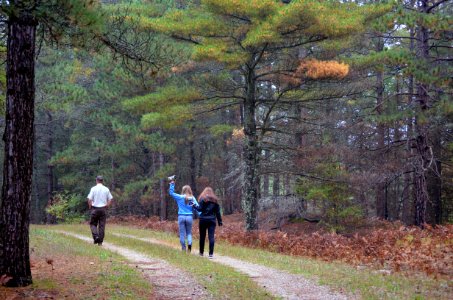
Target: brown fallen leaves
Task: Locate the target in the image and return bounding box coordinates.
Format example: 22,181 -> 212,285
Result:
110,215 -> 453,279
219,223 -> 453,279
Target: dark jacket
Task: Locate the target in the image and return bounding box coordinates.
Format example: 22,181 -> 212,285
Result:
194,198 -> 223,226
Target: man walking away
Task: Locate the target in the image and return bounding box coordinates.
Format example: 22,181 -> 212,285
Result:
87,175 -> 113,245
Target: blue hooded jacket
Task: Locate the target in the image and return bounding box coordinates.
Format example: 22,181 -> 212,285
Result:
168,182 -> 198,215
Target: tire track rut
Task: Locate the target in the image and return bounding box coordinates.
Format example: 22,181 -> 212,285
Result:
57,231 -> 213,300
112,232 -> 356,300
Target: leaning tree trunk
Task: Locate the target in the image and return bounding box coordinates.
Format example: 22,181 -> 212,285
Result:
426,128 -> 442,224
0,13 -> 37,287
242,64 -> 259,231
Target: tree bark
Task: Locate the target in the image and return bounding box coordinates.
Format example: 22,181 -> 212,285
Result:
262,149 -> 269,197
402,21 -> 416,225
413,0 -> 431,227
426,128 -> 442,224
0,13 -> 37,287
273,174 -> 280,196
46,112 -> 54,203
392,76 -> 402,221
242,62 -> 259,230
159,152 -> 167,221
375,36 -> 387,220
189,126 -> 197,196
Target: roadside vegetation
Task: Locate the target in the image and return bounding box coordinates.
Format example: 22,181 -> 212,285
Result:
0,227 -> 153,300
59,223 -> 452,300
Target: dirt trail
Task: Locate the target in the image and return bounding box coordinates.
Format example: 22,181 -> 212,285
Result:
112,232 -> 356,300
58,231 -> 213,300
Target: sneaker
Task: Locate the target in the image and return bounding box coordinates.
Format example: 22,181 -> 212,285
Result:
208,254 -> 213,259
199,253 -> 203,257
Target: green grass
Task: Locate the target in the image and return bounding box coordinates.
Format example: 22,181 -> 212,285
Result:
31,227 -> 153,299
51,224 -> 275,299
98,224 -> 452,300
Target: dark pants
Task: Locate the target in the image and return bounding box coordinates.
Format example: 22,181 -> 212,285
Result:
90,207 -> 106,243
199,219 -> 216,255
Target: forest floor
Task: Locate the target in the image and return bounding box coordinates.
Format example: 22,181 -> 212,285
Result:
1,228 -> 154,300
111,213 -> 453,279
1,216 -> 452,299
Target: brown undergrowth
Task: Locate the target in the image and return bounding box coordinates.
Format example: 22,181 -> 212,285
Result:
1,230 -> 153,299
0,254 -> 108,299
110,214 -> 453,280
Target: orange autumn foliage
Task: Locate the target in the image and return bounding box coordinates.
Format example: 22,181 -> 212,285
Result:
111,215 -> 453,279
297,59 -> 349,79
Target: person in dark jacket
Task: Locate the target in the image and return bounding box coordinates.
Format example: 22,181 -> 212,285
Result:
192,187 -> 222,258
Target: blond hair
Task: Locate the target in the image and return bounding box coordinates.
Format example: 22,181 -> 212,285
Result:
182,185 -> 193,204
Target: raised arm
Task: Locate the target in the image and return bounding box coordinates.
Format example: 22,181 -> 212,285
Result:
168,182 -> 184,202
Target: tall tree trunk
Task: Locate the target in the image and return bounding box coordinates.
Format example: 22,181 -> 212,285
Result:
44,111 -> 55,224
273,174 -> 280,196
402,21 -> 416,225
197,140 -> 204,178
46,112 -> 54,203
426,128 -> 442,224
375,36 -> 387,219
0,13 -> 37,287
393,76 -> 402,221
151,152 -> 158,216
413,0 -> 431,227
189,125 -> 197,196
285,174 -> 291,195
262,149 -> 270,197
242,63 -> 259,230
426,43 -> 444,225
159,152 -> 167,221
110,157 -> 116,191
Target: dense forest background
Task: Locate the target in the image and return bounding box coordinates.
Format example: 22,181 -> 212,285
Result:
1,0 -> 450,232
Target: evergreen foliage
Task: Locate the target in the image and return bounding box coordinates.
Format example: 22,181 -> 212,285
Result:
1,1 -> 450,257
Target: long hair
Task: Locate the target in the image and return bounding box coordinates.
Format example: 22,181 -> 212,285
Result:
182,185 -> 193,205
199,187 -> 218,203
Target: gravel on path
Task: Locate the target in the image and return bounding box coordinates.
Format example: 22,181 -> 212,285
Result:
112,232 -> 357,300
57,231 -> 213,300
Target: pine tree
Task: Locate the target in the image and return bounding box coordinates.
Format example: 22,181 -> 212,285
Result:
0,0 -> 103,287
134,0 -> 391,230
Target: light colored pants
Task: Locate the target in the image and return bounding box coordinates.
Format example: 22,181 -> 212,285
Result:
178,215 -> 193,250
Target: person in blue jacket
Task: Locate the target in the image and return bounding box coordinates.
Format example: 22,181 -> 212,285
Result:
168,177 -> 198,252
192,187 -> 222,259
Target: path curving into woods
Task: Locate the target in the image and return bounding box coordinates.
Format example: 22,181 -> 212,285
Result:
112,232 -> 355,300
57,231 -> 213,300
